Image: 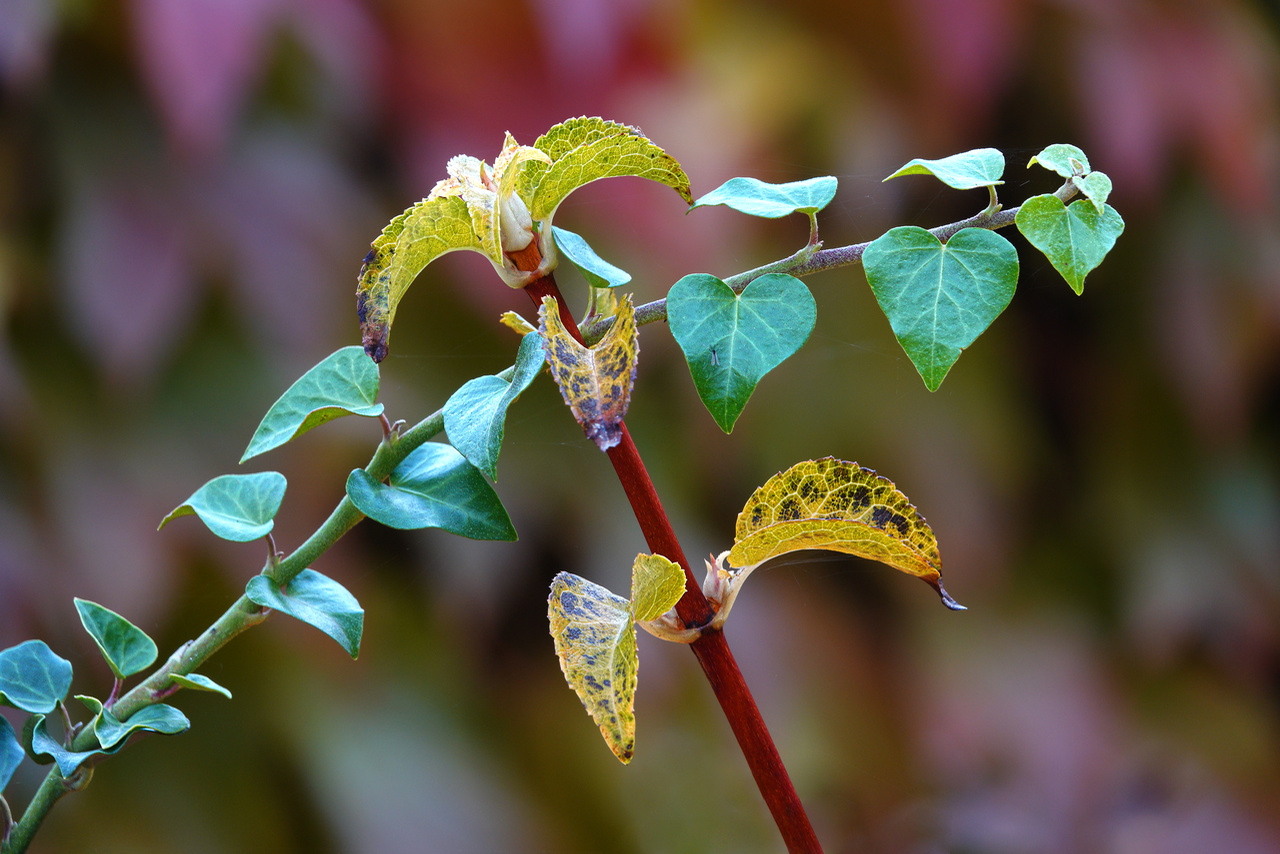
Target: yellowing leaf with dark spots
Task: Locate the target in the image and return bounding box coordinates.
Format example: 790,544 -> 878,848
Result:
356,195 -> 483,362
728,458 -> 964,609
547,572 -> 638,763
539,294 -> 638,451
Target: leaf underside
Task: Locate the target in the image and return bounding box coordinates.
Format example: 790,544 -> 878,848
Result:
729,457 -> 962,609
158,472 -> 287,542
689,176 -> 838,218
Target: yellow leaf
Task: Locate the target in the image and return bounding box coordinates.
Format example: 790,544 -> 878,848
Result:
519,117 -> 693,223
357,195 -> 483,362
538,294 -> 638,451
498,311 -> 537,337
728,458 -> 963,609
547,572 -> 637,763
631,553 -> 686,622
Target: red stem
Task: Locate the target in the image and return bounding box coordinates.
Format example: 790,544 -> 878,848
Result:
514,245 -> 822,853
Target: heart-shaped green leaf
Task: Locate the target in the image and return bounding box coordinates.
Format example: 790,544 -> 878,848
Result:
1,715 -> 24,791
346,443 -> 517,541
1027,144 -> 1090,177
0,640 -> 73,714
74,599 -> 158,680
668,273 -> 816,432
170,673 -> 232,699
885,148 -> 1005,189
863,226 -> 1019,391
241,346 -> 384,463
246,569 -> 364,659
689,176 -> 838,218
551,227 -> 631,288
443,331 -> 545,480
158,472 -> 287,542
1015,194 -> 1124,294
76,695 -> 190,750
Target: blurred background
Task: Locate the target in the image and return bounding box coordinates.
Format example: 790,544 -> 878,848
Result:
2,0 -> 1279,851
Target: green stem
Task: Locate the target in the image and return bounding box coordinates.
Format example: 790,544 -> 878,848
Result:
1,770 -> 65,854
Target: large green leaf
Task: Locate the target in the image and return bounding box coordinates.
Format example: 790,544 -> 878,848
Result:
667,273 -> 816,432
885,148 -> 1005,189
547,572 -> 637,763
73,599 -> 158,680
689,176 -> 838,218
1015,195 -> 1124,295
357,194 -> 484,362
0,640 -> 73,714
443,331 -> 545,480
241,346 -> 384,463
526,117 -> 692,223
76,695 -> 190,750
158,472 -> 287,542
246,569 -> 364,659
346,443 -> 517,540
862,226 -> 1019,391
1,715 -> 24,792
551,227 -> 631,289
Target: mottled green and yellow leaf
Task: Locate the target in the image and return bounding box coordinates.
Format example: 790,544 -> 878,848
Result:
548,572 -> 638,762
539,294 -> 638,451
728,458 -> 963,609
357,195 -> 483,362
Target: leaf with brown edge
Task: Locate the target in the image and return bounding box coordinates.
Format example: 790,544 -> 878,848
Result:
539,294 -> 638,451
357,195 -> 482,362
728,458 -> 964,610
547,572 -> 637,763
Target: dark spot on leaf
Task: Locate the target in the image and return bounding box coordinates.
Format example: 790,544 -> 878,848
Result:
851,487 -> 871,510
356,290 -> 369,325
559,591 -> 581,615
889,513 -> 909,537
870,506 -> 892,529
750,505 -> 765,526
778,498 -> 802,521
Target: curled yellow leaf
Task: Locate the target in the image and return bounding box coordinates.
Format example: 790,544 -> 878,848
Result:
726,458 -> 963,610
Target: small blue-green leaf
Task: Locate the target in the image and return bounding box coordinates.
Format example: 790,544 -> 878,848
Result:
346,443 -> 517,541
1077,171 -> 1112,210
885,149 -> 1005,189
74,599 -> 158,680
241,346 -> 385,463
1015,194 -> 1124,294
246,569 -> 364,658
551,227 -> 631,288
689,176 -> 838,218
667,273 -> 816,432
170,673 -> 232,699
1,716 -> 24,792
158,472 -> 287,542
0,640 -> 73,714
76,695 -> 189,750
1027,144 -> 1090,178
29,715 -> 116,777
443,332 -> 545,481
863,226 -> 1019,391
